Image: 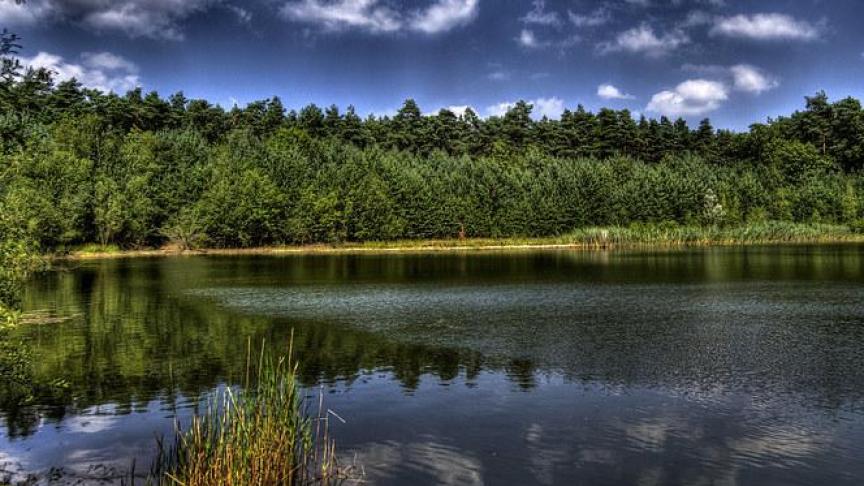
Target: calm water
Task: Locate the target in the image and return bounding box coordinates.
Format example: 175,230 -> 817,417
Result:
3,246 -> 864,485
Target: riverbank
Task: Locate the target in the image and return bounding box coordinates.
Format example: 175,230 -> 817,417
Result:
54,222 -> 864,260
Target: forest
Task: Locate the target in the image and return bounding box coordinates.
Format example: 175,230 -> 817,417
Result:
2,32 -> 864,251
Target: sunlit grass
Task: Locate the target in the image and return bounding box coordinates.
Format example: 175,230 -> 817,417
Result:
74,243 -> 123,255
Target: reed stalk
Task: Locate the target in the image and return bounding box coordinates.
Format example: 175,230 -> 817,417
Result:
136,337 -> 352,485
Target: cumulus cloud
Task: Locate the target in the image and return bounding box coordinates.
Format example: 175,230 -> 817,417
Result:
729,64 -> 778,93
0,0 -> 217,40
711,13 -> 821,41
18,51 -> 141,93
487,101 -> 518,117
486,97 -> 564,119
280,0 -> 478,34
597,84 -> 635,100
521,0 -> 560,26
683,63 -> 779,95
533,97 -> 565,118
599,24 -> 688,57
646,79 -> 728,116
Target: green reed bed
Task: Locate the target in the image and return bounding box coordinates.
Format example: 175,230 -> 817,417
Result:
141,340 -> 351,486
563,222 -> 864,248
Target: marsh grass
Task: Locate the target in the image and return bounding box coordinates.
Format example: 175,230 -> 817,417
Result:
351,222 -> 863,250
137,338 -> 353,486
564,222 -> 861,248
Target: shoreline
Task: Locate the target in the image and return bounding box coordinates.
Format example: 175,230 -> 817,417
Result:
55,235 -> 864,261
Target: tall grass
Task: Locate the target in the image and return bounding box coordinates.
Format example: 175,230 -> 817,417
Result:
563,222 -> 864,248
140,339 -> 351,486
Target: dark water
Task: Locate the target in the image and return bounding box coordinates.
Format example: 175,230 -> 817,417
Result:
3,246 -> 864,485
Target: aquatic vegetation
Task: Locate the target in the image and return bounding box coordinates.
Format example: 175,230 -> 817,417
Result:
562,221 -> 862,248
143,340 -> 352,486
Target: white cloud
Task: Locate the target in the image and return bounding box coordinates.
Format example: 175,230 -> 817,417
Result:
486,97 -> 564,120
599,24 -> 688,57
711,13 -> 821,41
280,0 -> 401,33
682,63 -> 779,95
680,10 -> 712,28
568,8 -> 609,28
80,52 -> 139,73
486,102 -> 513,117
0,0 -> 51,25
729,64 -> 778,94
18,51 -> 141,93
597,84 -> 635,100
411,0 -> 479,34
516,29 -> 578,50
533,97 -> 565,119
280,0 -> 478,34
646,79 -> 728,116
445,105 -> 472,117
1,0 -> 216,40
522,0 -> 560,26
518,29 -> 541,48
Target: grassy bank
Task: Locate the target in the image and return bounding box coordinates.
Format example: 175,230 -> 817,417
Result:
60,222 -> 864,260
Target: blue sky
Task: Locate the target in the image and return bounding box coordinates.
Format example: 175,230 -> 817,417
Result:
2,0 -> 863,129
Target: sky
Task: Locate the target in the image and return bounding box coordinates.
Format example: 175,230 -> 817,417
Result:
1,0 -> 863,129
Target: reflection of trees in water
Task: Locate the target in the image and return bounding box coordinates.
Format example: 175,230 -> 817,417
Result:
5,260 -> 496,435
5,249 -> 864,436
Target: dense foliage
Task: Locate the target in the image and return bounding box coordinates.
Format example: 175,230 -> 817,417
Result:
2,52 -> 864,249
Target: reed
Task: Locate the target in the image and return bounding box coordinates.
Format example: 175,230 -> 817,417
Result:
563,222 -> 863,248
140,338 -> 350,486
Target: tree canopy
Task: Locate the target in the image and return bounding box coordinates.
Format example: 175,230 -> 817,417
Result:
1,52 -> 863,249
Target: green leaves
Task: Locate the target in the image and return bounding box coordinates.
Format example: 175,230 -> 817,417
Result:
765,139 -> 836,185
196,167 -> 287,248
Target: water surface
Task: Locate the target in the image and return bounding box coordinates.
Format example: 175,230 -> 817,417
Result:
3,246 -> 864,485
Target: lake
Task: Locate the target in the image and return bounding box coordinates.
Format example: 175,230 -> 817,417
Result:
3,246 -> 864,485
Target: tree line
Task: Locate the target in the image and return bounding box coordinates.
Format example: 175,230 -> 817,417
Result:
1,52 -> 864,250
